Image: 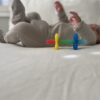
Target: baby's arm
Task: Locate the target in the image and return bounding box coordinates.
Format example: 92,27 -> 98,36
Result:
54,1 -> 69,23
70,11 -> 97,45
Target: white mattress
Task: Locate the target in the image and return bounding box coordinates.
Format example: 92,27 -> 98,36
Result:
0,43 -> 100,100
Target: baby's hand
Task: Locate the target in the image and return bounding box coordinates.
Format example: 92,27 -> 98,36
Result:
69,11 -> 81,23
69,11 -> 81,30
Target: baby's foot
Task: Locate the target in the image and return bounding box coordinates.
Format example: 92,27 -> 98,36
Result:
54,1 -> 64,14
69,11 -> 81,30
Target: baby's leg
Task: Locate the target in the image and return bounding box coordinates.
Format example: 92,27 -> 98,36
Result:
54,1 -> 69,23
77,22 -> 97,45
96,26 -> 100,43
70,11 -> 97,45
89,24 -> 100,43
51,1 -> 74,41
11,0 -> 29,25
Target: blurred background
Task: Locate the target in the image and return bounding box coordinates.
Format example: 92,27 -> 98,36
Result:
0,0 -> 10,33
0,0 -> 10,5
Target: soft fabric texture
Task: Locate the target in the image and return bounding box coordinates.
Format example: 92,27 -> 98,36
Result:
0,43 -> 100,100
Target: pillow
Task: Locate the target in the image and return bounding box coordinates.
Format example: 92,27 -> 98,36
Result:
9,0 -> 100,29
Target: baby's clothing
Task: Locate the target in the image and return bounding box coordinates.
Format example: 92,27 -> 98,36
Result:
4,19 -> 96,47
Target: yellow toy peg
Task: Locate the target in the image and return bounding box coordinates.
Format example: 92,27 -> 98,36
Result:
55,33 -> 59,49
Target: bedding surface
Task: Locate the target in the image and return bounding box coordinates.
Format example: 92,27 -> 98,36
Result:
0,43 -> 100,100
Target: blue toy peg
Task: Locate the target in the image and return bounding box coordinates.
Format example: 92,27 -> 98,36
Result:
73,32 -> 79,50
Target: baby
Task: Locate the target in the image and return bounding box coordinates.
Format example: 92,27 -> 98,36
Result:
1,0 -> 100,47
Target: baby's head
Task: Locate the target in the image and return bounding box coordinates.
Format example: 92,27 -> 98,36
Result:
26,12 -> 41,22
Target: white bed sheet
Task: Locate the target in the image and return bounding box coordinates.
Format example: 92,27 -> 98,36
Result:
0,43 -> 100,100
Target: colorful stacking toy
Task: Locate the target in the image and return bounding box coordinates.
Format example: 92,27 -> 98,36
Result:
46,32 -> 87,50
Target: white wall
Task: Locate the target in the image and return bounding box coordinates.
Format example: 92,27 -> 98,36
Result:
9,0 -> 100,29
0,16 -> 9,33
20,0 -> 100,25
